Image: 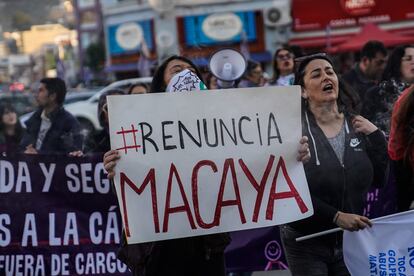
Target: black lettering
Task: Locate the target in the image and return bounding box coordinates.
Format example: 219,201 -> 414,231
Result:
203,119 -> 219,147
162,121 -> 177,150
267,112 -> 282,145
139,122 -> 159,154
256,113 -> 263,146
219,118 -> 237,146
238,116 -> 253,144
178,120 -> 202,149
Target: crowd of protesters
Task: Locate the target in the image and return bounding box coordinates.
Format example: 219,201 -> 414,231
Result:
1,40 -> 414,276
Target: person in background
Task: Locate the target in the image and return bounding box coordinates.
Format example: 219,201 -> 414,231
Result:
0,104 -> 24,156
261,71 -> 271,86
290,44 -> 305,59
337,52 -> 355,75
342,40 -> 387,100
280,53 -> 388,276
388,85 -> 414,211
19,77 -> 83,155
270,46 -> 296,86
103,55 -> 231,276
362,44 -> 414,136
128,83 -> 149,95
205,72 -> 219,90
237,60 -> 264,88
83,89 -> 125,154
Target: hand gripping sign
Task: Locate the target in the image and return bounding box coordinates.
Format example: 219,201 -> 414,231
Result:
108,86 -> 313,244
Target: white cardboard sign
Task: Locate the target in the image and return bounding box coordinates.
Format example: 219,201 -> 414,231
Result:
108,86 -> 313,244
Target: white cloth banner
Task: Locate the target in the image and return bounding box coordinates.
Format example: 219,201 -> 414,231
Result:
108,86 -> 313,244
344,210 -> 414,276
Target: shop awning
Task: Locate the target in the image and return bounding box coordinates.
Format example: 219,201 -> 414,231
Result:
290,33 -> 352,49
327,23 -> 414,53
290,24 -> 414,51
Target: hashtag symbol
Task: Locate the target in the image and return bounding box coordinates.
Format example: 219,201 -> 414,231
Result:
116,124 -> 141,154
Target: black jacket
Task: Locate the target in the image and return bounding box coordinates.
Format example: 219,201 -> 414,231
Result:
342,64 -> 376,101
20,107 -> 83,154
361,78 -> 410,136
289,110 -> 388,236
84,128 -> 111,154
117,233 -> 231,276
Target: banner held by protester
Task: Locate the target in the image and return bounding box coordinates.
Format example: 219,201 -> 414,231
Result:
108,86 -> 313,244
343,210 -> 414,275
0,155 -> 129,276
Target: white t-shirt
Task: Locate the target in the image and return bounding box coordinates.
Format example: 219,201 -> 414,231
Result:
35,110 -> 52,150
276,73 -> 295,86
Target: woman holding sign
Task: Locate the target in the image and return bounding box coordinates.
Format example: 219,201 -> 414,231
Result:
104,55 -> 229,276
279,53 -> 388,275
104,55 -> 311,276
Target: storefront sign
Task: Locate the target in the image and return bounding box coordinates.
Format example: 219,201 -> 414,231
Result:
340,0 -> 376,16
115,22 -> 143,50
107,20 -> 154,55
183,11 -> 257,47
202,13 -> 243,41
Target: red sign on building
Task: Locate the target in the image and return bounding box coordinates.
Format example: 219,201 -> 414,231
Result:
292,0 -> 414,31
340,0 -> 376,16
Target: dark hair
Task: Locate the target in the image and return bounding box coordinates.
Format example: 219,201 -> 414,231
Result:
205,72 -> 217,88
294,53 -> 361,115
128,83 -> 149,94
40,77 -> 67,105
395,87 -> 414,166
0,104 -> 24,141
245,60 -> 261,76
360,40 -> 387,60
150,55 -> 204,93
382,45 -> 414,81
97,89 -> 125,128
272,46 -> 295,80
289,44 -> 305,59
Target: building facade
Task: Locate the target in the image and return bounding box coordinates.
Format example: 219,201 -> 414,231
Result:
102,0 -> 292,79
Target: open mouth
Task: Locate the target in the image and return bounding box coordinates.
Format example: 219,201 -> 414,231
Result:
322,83 -> 333,92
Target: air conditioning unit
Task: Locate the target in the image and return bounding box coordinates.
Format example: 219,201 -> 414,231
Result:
263,1 -> 291,27
264,7 -> 281,27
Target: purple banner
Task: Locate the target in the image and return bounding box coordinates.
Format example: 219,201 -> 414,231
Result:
1,154 -> 130,276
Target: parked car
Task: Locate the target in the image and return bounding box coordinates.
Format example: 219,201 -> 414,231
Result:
19,89 -> 100,127
0,92 -> 36,116
64,90 -> 100,105
64,77 -> 152,138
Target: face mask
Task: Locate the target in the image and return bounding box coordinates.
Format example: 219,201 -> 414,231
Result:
166,69 -> 208,93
